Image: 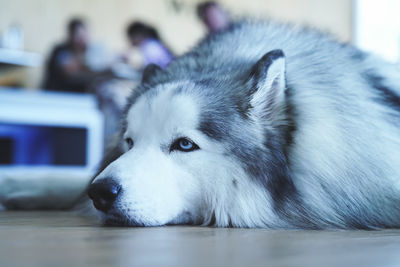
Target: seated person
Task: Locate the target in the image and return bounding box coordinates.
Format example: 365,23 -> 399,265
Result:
197,1 -> 230,33
125,21 -> 174,69
42,18 -> 100,93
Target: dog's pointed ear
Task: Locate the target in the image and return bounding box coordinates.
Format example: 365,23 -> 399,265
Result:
141,63 -> 162,85
247,49 -> 286,120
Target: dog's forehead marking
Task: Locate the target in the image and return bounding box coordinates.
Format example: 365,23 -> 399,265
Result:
126,83 -> 200,140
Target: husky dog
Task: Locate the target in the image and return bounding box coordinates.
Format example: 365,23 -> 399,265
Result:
88,20 -> 400,229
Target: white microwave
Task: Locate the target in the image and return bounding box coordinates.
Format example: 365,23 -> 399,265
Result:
0,88 -> 104,179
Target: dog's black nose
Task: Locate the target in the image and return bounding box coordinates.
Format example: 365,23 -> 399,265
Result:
88,179 -> 121,212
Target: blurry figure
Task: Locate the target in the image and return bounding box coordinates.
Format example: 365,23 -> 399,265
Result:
43,18 -> 108,93
41,18 -> 130,147
197,1 -> 230,33
125,21 -> 173,69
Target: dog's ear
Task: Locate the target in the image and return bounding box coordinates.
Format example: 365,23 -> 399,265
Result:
141,63 -> 162,85
247,49 -> 286,121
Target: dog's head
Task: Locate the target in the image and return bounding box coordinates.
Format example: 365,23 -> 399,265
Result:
89,50 -> 295,227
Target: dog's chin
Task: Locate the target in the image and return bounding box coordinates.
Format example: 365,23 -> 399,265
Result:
166,211 -> 198,225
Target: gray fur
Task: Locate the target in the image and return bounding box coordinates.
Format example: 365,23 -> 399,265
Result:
93,20 -> 400,229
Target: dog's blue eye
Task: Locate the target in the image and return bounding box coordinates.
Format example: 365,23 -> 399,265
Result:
125,138 -> 134,150
179,139 -> 192,150
170,138 -> 199,152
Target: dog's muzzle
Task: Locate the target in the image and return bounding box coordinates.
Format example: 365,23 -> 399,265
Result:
88,179 -> 121,213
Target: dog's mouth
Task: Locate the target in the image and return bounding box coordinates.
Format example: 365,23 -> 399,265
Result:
104,217 -> 144,227
102,211 -> 146,227
100,209 -> 197,227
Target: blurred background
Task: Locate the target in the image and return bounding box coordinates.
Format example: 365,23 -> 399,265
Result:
0,0 -> 399,209
1,0 -> 400,91
0,0 -> 357,89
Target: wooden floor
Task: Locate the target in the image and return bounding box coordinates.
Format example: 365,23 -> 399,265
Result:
1,212 -> 400,267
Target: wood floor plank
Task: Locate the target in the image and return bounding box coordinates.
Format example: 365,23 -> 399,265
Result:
1,211 -> 400,267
